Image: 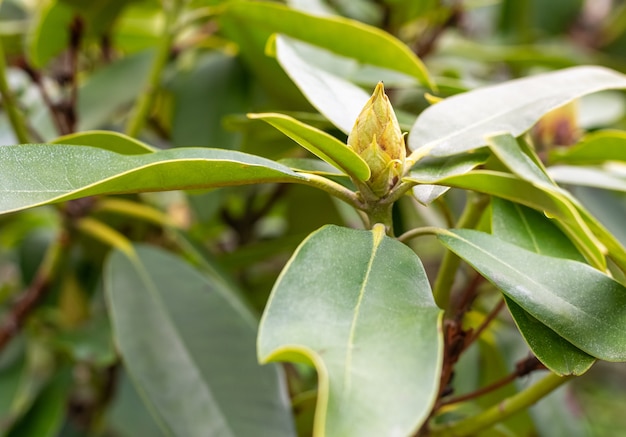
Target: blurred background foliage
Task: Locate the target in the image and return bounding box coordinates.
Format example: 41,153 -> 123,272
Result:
1,0 -> 626,436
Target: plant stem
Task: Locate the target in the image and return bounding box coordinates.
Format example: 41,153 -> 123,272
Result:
397,226 -> 443,243
298,173 -> 363,210
433,192 -> 489,309
0,40 -> 30,143
125,0 -> 182,137
431,373 -> 572,437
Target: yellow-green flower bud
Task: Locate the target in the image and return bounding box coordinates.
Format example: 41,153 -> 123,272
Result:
348,82 -> 405,197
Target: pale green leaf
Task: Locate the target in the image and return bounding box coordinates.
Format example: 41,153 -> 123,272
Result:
409,66 -> 626,158
549,165 -> 626,192
0,145 -> 304,215
258,225 -> 443,437
438,229 -> 626,362
248,112 -> 370,181
274,35 -> 371,135
105,245 -> 295,437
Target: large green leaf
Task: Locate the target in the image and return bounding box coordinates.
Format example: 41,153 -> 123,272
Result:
221,1 -> 432,88
437,229 -> 626,362
258,225 -> 443,437
248,112 -> 370,181
408,66 -> 626,158
105,245 -> 295,437
0,145 -> 304,215
491,199 -> 595,376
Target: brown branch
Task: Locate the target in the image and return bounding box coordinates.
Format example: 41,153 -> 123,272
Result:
439,355 -> 546,407
0,231 -> 68,352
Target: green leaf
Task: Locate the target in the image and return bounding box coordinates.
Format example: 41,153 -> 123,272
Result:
0,145 -> 304,215
408,66 -> 626,158
222,0 -> 432,88
491,199 -> 595,376
105,245 -> 295,437
437,229 -> 626,362
170,52 -> 249,150
26,0 -> 73,68
487,133 -> 553,187
549,165 -> 626,192
248,112 -> 370,181
107,372 -> 167,437
417,170 -> 606,270
51,130 -> 155,154
6,367 -> 71,437
77,49 -> 154,131
273,35 -> 371,134
405,151 -> 489,204
549,130 -> 626,164
258,225 -> 443,437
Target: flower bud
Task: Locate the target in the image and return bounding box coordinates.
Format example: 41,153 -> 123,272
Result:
348,82 -> 405,197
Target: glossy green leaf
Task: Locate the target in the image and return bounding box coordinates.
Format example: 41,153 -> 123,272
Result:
550,130 -> 626,164
0,145 -> 305,215
437,229 -> 626,362
51,130 -> 155,154
248,112 -> 370,181
258,225 -> 443,437
105,245 -> 295,437
491,199 -> 595,375
416,170 -> 606,270
222,1 -> 433,88
274,35 -> 371,135
405,151 -> 489,204
408,66 -> 626,158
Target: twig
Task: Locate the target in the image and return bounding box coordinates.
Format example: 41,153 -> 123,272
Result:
439,355 -> 545,407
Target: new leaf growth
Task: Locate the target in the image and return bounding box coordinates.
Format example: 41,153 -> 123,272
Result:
348,82 -> 405,198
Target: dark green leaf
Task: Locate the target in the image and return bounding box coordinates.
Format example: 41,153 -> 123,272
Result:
0,145 -> 304,215
105,245 -> 295,437
438,229 -> 626,362
491,199 -> 595,375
